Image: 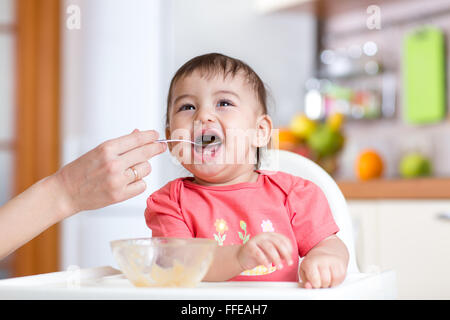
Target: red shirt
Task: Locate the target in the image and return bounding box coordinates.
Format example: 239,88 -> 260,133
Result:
145,170 -> 339,281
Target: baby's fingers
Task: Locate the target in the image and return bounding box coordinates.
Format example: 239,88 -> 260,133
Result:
258,242 -> 282,269
248,243 -> 270,269
299,267 -> 312,288
319,265 -> 332,288
270,235 -> 294,266
330,262 -> 346,287
299,262 -> 321,289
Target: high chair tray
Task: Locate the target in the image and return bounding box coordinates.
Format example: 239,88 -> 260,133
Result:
0,266 -> 396,300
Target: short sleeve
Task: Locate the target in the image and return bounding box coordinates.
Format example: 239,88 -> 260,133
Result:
145,183 -> 193,238
287,179 -> 339,257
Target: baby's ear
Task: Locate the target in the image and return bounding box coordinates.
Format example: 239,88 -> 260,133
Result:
253,114 -> 273,148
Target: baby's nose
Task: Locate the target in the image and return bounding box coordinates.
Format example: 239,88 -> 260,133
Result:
194,106 -> 216,123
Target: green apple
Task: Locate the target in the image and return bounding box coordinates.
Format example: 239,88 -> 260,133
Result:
399,153 -> 432,178
306,124 -> 343,157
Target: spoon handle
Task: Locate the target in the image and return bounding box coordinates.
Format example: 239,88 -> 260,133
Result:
155,139 -> 194,144
155,139 -> 221,147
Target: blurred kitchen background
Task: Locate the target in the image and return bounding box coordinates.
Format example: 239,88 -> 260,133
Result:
1,0 -> 450,299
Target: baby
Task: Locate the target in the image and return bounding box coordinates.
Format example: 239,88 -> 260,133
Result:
145,53 -> 349,288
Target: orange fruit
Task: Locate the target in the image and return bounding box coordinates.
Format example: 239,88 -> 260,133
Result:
356,149 -> 384,180
275,128 -> 299,150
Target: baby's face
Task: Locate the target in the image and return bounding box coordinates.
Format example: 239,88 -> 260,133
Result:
167,70 -> 271,183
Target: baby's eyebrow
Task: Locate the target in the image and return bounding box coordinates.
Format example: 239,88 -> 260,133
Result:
214,90 -> 240,100
173,94 -> 195,105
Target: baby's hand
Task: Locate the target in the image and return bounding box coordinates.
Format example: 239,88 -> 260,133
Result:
298,236 -> 348,289
237,232 -> 294,271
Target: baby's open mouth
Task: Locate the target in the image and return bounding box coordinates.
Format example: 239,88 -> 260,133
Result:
195,134 -> 221,146
193,133 -> 223,160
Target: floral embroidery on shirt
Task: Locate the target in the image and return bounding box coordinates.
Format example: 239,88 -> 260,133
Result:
238,220 -> 250,244
261,219 -> 274,232
213,219 -> 228,246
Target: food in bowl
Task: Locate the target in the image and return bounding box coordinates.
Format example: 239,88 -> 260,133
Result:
110,237 -> 217,287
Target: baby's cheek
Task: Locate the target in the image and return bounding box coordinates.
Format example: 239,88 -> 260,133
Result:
223,141 -> 256,165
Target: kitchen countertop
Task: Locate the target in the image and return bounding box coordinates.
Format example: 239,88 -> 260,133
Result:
337,177 -> 450,199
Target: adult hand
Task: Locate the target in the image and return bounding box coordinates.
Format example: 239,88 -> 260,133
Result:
54,129 -> 166,218
0,129 -> 166,260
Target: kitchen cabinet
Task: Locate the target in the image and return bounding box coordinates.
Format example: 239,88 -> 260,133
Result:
349,200 -> 450,299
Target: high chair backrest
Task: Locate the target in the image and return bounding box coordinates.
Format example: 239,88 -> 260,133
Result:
259,149 -> 360,274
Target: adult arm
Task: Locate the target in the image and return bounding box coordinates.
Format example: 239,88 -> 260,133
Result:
0,129 -> 166,260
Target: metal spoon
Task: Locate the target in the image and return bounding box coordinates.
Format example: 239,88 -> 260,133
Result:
155,139 -> 221,147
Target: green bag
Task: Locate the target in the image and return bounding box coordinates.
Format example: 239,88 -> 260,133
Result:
403,26 -> 446,124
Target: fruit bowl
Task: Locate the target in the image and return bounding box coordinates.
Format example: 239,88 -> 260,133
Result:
110,238 -> 217,287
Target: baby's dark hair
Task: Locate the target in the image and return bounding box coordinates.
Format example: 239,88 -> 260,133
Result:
165,53 -> 270,168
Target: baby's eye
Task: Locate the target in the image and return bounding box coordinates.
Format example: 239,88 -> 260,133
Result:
178,104 -> 195,112
217,100 -> 234,107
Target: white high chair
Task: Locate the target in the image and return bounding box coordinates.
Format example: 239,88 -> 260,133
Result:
260,149 -> 397,298
259,149 -> 359,274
